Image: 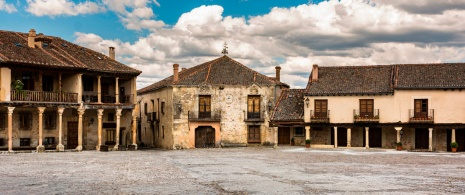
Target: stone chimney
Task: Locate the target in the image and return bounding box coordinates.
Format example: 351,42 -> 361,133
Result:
173,64 -> 179,82
109,47 -> 115,60
28,29 -> 36,48
275,66 -> 281,82
312,64 -> 318,82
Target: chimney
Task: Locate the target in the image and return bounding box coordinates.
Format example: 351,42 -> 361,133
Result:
109,47 -> 115,60
173,64 -> 179,82
312,64 -> 318,82
275,66 -> 281,82
28,29 -> 36,48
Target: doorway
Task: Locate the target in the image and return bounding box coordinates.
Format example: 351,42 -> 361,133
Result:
363,127 -> 382,148
248,126 -> 261,143
415,128 -> 429,150
195,126 -> 215,148
331,127 -> 347,147
67,122 -> 78,149
278,127 -> 290,144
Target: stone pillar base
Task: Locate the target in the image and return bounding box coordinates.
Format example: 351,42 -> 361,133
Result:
113,144 -> 119,151
75,145 -> 83,151
56,144 -> 65,152
37,145 -> 45,153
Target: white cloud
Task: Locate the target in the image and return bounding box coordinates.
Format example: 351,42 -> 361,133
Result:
26,0 -> 105,16
101,0 -> 165,31
74,0 -> 465,89
0,0 -> 17,13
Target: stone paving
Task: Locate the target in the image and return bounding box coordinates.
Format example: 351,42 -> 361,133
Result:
1,147 -> 465,194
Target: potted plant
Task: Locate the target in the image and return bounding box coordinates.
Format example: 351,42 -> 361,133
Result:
291,137 -> 295,146
305,139 -> 311,148
450,142 -> 458,153
396,142 -> 402,151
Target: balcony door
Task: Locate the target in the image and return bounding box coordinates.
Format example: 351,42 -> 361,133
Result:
42,75 -> 53,92
360,99 -> 373,117
247,96 -> 260,119
414,99 -> 428,118
314,100 -> 327,117
199,95 -> 211,118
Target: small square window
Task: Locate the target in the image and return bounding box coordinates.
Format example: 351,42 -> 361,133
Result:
294,127 -> 304,137
19,113 -> 32,130
0,138 -> 4,146
20,138 -> 30,146
107,113 -> 114,122
44,112 -> 56,130
44,137 -> 55,145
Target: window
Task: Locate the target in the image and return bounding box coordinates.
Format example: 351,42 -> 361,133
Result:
44,112 -> 56,130
19,113 -> 32,130
0,113 -> 5,130
83,76 -> 93,91
199,95 -> 211,118
20,138 -> 30,146
22,72 -> 34,90
44,137 -> 55,145
314,100 -> 328,117
360,99 -> 374,117
161,102 -> 165,114
107,113 -> 114,122
247,95 -> 260,119
42,75 -> 53,92
144,103 -> 148,115
105,129 -> 115,145
294,127 -> 304,137
162,126 -> 165,139
414,99 -> 428,118
0,138 -> 3,146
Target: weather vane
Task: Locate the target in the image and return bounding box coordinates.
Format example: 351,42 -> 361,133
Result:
221,42 -> 228,55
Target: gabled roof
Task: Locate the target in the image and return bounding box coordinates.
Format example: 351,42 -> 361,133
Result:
0,30 -> 141,76
138,55 -> 288,94
306,65 -> 394,96
271,89 -> 304,121
395,63 -> 465,89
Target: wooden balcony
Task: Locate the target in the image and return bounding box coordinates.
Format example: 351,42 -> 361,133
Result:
354,109 -> 379,123
409,109 -> 434,123
11,90 -> 77,103
310,110 -> 330,123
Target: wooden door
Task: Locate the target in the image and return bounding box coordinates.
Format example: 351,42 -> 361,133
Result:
360,99 -> 374,117
67,122 -> 78,149
314,100 -> 327,117
195,126 -> 215,148
414,99 -> 428,118
248,126 -> 261,143
337,128 -> 347,147
415,128 -> 429,150
364,127 -> 382,147
278,127 -> 290,144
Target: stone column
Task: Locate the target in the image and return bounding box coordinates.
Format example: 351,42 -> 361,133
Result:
347,128 -> 351,147
395,127 -> 402,143
334,127 -> 338,148
77,74 -> 83,102
305,126 -> 310,140
56,107 -> 65,151
97,76 -> 102,104
114,108 -> 122,150
365,127 -> 369,149
132,114 -> 137,150
7,107 -> 15,152
37,107 -> 46,152
96,109 -> 104,150
77,108 -> 85,151
115,77 -> 119,104
274,127 -> 278,148
428,128 -> 433,152
452,129 -> 456,143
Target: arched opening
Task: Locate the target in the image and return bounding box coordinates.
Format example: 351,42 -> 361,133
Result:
195,126 -> 215,148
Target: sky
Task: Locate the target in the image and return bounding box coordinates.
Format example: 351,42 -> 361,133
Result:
1,0 -> 465,89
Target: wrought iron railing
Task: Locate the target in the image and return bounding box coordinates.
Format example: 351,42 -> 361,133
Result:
310,110 -> 330,123
409,109 -> 434,123
354,109 -> 379,122
189,110 -> 221,121
11,90 -> 77,102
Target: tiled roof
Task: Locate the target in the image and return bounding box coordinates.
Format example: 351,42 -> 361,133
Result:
138,55 -> 288,94
395,63 -> 465,89
0,30 -> 141,75
271,89 -> 304,121
306,65 -> 394,95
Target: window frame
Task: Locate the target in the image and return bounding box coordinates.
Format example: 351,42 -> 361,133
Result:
19,112 -> 32,130
314,99 -> 328,117
247,95 -> 261,119
199,95 -> 212,118
359,99 -> 374,117
44,112 -> 56,130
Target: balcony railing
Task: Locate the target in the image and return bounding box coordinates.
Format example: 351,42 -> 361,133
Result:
354,109 -> 379,123
409,109 -> 434,123
245,111 -> 264,122
11,90 -> 77,102
310,110 -> 330,123
82,93 -> 133,104
189,111 -> 221,122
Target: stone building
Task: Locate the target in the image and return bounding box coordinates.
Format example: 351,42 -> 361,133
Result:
272,63 -> 465,152
137,55 -> 288,149
0,29 -> 141,152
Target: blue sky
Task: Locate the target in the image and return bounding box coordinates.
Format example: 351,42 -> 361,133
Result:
1,0 -> 465,89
